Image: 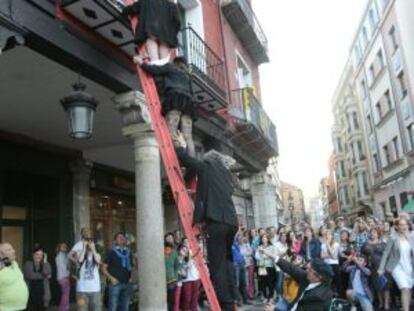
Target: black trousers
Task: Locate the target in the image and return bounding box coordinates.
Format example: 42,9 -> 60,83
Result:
258,267 -> 276,299
206,221 -> 238,309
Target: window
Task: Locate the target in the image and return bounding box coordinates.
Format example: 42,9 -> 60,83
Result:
351,143 -> 356,164
392,136 -> 400,159
408,123 -> 414,151
389,25 -> 398,52
383,144 -> 391,165
337,138 -> 343,152
352,111 -> 360,130
360,80 -> 368,99
344,186 -> 350,205
380,202 -> 387,217
376,101 -> 383,120
368,9 -> 377,32
353,44 -> 362,64
346,114 -> 352,133
400,192 -> 408,208
389,196 -> 397,213
369,65 -> 375,84
340,161 -> 346,178
373,153 -> 380,172
362,27 -> 369,47
362,172 -> 369,195
356,176 -> 362,198
397,71 -> 408,99
357,141 -> 365,160
366,115 -> 373,134
377,50 -> 385,70
384,90 -> 392,110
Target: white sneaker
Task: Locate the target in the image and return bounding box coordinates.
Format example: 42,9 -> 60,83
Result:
350,306 -> 357,311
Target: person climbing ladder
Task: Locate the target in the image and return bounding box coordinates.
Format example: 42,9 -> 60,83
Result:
134,55 -> 197,157
123,0 -> 181,65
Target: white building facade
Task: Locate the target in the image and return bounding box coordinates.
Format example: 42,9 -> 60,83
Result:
348,0 -> 414,218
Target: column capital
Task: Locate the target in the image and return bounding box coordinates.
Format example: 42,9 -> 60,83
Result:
112,91 -> 152,127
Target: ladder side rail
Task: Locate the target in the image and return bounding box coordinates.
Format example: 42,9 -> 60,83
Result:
123,2 -> 222,310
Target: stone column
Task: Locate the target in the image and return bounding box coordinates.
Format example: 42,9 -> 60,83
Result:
250,171 -> 278,228
70,159 -> 92,240
113,91 -> 167,311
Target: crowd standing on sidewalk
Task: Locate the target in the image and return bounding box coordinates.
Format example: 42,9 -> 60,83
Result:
1,212 -> 414,310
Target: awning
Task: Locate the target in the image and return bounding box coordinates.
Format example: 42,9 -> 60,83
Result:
402,200 -> 414,213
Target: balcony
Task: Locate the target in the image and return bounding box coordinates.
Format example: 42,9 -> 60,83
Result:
58,2 -> 227,111
221,0 -> 269,65
178,27 -> 227,111
229,88 -> 278,165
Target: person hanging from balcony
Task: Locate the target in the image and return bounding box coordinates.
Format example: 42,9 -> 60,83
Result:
134,55 -> 196,157
173,131 -> 239,311
123,0 -> 181,65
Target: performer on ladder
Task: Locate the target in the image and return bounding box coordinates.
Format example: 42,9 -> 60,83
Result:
173,132 -> 239,311
134,55 -> 197,157
123,0 -> 181,65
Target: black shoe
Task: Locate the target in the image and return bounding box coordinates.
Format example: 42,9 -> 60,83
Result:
244,300 -> 253,305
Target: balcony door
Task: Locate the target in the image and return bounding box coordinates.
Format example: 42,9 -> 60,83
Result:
236,55 -> 253,120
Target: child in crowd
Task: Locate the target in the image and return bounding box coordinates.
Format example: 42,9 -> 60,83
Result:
344,256 -> 373,311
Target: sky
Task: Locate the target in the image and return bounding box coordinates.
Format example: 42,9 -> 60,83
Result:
253,0 -> 368,197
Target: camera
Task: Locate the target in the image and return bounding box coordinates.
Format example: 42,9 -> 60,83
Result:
0,257 -> 12,269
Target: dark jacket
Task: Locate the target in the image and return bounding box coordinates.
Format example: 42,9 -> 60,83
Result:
343,260 -> 373,302
176,147 -> 238,226
300,238 -> 322,260
141,63 -> 192,98
276,259 -> 333,311
123,0 -> 181,48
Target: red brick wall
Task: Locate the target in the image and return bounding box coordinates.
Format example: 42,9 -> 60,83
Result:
202,0 -> 225,59
201,0 -> 262,105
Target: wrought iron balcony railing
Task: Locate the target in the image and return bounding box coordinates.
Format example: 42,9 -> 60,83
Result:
178,26 -> 227,109
230,88 -> 278,155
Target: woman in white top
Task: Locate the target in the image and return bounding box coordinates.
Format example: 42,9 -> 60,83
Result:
274,231 -> 288,299
181,248 -> 200,311
55,243 -> 70,311
255,235 -> 276,303
321,229 -> 340,294
379,217 -> 414,311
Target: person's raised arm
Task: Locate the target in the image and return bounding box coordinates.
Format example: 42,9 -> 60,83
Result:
173,132 -> 205,174
133,56 -> 169,76
77,242 -> 87,264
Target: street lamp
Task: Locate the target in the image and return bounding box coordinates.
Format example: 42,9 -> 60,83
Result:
60,80 -> 99,139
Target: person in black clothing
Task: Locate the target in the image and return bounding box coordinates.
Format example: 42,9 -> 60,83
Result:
102,232 -> 134,311
263,255 -> 334,311
173,132 -> 239,311
123,0 -> 181,64
135,55 -> 197,156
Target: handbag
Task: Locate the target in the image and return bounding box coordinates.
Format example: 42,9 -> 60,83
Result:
258,267 -> 268,276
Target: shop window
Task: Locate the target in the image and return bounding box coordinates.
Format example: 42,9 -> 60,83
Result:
90,191 -> 136,251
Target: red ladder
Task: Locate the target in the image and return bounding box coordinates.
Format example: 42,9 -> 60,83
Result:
125,1 -> 223,310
